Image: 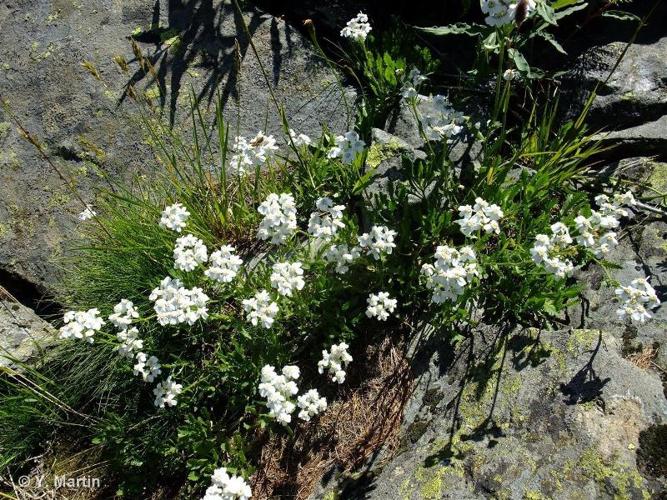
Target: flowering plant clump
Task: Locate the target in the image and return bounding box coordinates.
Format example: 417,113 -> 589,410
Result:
230,131 -> 279,175
258,365 -> 300,425
270,261 -> 305,297
530,223 -> 576,279
160,202 -> 190,232
153,376 -> 183,408
242,290 -> 279,328
257,193 -> 298,245
308,197 -> 346,240
421,245 -> 479,304
149,277 -> 210,326
202,467 -> 252,500
133,352 -> 162,383
328,131 -> 366,164
174,234 -> 209,272
58,309 -> 105,343
289,129 -> 312,147
78,204 -> 97,221
205,245 -> 243,284
108,299 -> 140,329
318,342 -> 353,384
455,198 -> 504,238
481,0 -> 536,27
366,292 -> 398,321
357,225 -> 397,260
116,327 -> 143,359
615,278 -> 661,324
324,244 -> 361,274
401,68 -> 428,101
420,95 -> 466,141
340,12 -> 372,41
297,389 -> 328,422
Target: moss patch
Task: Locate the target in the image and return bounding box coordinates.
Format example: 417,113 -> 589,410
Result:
366,139 -> 406,169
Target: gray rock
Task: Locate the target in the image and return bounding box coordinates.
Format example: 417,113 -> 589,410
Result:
0,0 -> 354,299
0,298 -> 56,367
565,37 -> 667,132
594,115 -> 667,158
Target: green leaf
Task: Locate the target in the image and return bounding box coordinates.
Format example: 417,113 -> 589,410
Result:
553,1 -> 587,20
539,31 -> 568,54
602,10 -> 641,22
417,23 -> 487,37
551,0 -> 581,9
537,2 -> 558,25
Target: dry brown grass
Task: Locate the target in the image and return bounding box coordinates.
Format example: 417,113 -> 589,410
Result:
628,346 -> 657,371
251,336 -> 414,499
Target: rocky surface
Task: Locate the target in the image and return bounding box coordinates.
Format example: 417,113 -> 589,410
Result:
0,0 -> 353,300
0,297 -> 56,367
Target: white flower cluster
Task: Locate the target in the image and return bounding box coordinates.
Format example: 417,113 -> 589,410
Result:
202,467 -> 252,500
133,352 -> 162,382
402,68 -> 428,101
421,245 -> 479,304
615,278 -> 661,324
230,131 -> 279,175
108,299 -> 139,329
149,277 -> 210,326
78,204 -> 97,221
174,234 -> 208,272
160,202 -> 190,233
205,245 -> 243,283
153,376 -> 183,408
324,244 -> 361,274
340,12 -> 372,42
289,129 -> 312,147
258,364 -> 300,425
308,197 -> 345,240
242,290 -> 279,329
530,223 -> 575,278
481,0 -> 536,27
366,292 -> 398,321
116,327 -> 144,359
257,193 -> 297,245
455,198 -> 504,238
270,261 -> 305,297
575,191 -> 636,258
318,342 -> 353,384
358,225 -> 397,260
422,95 -> 465,141
328,131 -> 366,164
297,389 -> 328,422
59,309 -> 105,343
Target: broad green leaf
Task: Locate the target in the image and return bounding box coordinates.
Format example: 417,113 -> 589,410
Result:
417,23 -> 487,37
554,2 -> 587,20
537,2 -> 558,25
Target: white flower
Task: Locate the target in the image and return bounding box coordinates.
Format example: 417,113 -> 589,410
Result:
615,277 -> 661,324
202,467 -> 252,500
160,202 -> 190,232
530,222 -> 575,278
78,205 -> 97,221
328,131 -> 365,164
150,277 -> 209,326
307,197 -> 346,240
503,69 -> 517,81
174,234 -> 208,272
318,342 -> 353,384
340,12 -> 372,41
481,0 -> 536,27
421,245 -> 479,304
401,68 -> 428,101
324,244 -> 361,274
270,261 -> 305,297
289,129 -> 312,147
421,95 -> 465,141
258,364 -> 300,425
455,198 -> 504,238
153,376 -> 183,408
108,299 -> 139,329
257,193 -> 297,245
357,225 -> 397,260
230,131 -> 279,175
205,245 -> 243,283
133,352 -> 162,382
116,327 -> 143,359
59,308 -> 105,343
574,214 -> 618,258
242,290 -> 279,329
297,389 -> 327,421
366,292 -> 397,321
